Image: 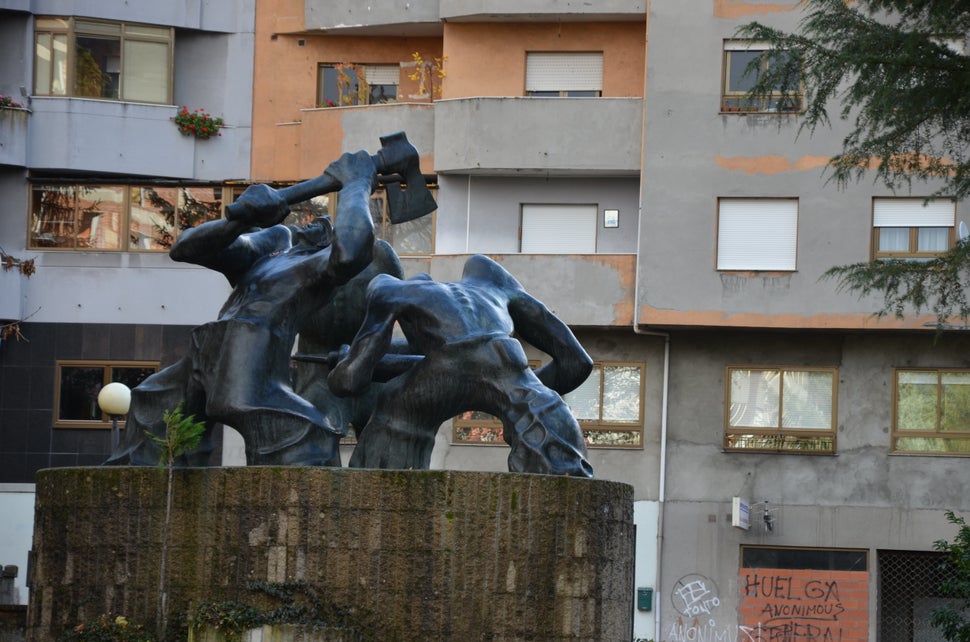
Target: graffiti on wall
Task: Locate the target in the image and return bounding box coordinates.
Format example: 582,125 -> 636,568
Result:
738,568 -> 868,642
663,569 -> 868,642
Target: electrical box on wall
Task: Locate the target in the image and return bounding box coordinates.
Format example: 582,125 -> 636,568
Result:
637,586 -> 653,611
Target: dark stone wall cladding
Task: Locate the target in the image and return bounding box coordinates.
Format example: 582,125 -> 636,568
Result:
28,467 -> 635,642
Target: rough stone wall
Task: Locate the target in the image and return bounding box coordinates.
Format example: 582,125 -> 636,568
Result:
28,468 -> 634,642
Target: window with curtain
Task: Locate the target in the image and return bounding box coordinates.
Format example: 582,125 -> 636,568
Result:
872,198 -> 955,258
717,198 -> 798,270
725,366 -> 837,453
34,17 -> 172,104
563,362 -> 644,447
525,52 -> 603,97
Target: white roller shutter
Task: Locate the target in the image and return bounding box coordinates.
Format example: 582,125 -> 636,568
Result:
521,204 -> 597,254
362,64 -> 400,86
873,198 -> 954,227
717,198 -> 798,270
526,52 -> 603,92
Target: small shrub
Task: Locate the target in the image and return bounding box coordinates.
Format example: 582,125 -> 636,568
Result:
0,95 -> 23,109
60,614 -> 153,642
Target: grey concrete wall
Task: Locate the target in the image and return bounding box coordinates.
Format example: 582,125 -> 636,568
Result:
435,175 -> 640,254
434,97 -> 643,175
637,2 -> 957,325
0,12 -> 29,101
26,0 -> 254,32
440,0 -> 646,20
305,0 -> 439,31
655,329 -> 970,641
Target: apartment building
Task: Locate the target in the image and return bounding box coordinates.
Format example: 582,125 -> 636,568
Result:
2,0 -> 969,639
0,0 -> 256,604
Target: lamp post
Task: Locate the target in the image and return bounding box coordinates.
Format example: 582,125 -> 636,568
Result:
98,382 -> 131,451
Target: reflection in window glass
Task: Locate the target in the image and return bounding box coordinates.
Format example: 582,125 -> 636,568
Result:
30,185 -> 76,248
77,185 -> 124,249
895,369 -> 970,454
129,186 -> 178,250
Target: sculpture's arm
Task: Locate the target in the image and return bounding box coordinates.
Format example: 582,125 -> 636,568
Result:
315,152 -> 377,285
328,276 -> 400,397
170,184 -> 290,280
508,290 -> 593,395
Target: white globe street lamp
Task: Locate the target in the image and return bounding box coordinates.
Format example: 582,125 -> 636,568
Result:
98,382 -> 131,451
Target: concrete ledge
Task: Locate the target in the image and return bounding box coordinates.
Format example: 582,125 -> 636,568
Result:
28,467 -> 634,641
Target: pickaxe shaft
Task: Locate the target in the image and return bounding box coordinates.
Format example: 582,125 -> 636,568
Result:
292,351 -> 422,383
227,132 -> 436,223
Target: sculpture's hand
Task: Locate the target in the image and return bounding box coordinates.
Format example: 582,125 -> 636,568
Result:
226,184 -> 290,228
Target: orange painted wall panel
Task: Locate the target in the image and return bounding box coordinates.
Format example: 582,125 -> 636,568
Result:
739,568 -> 869,642
441,22 -> 646,99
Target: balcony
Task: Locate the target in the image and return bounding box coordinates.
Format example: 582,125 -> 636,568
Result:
292,103 -> 436,179
0,107 -> 28,167
304,0 -> 441,36
400,253 -> 636,327
434,97 -> 642,176
440,0 -> 645,21
26,97 -> 249,180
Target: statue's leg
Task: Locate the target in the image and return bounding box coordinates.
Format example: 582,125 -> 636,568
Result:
349,358 -> 463,470
486,339 -> 594,478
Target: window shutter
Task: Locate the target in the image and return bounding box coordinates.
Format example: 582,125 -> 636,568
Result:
521,204 -> 597,253
873,198 -> 954,227
526,52 -> 603,92
717,199 -> 798,270
362,64 -> 399,86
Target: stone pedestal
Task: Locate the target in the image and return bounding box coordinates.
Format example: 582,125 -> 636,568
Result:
28,467 -> 634,642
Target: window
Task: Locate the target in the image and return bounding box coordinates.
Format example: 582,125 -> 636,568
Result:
722,40 -> 801,113
564,362 -> 644,447
725,366 -> 837,453
55,360 -> 158,428
873,198 -> 955,259
317,63 -> 399,107
893,369 -> 970,454
30,183 -> 225,251
34,17 -> 173,103
717,198 -> 798,271
520,204 -> 597,254
329,184 -> 436,256
453,361 -> 644,448
525,52 -> 603,97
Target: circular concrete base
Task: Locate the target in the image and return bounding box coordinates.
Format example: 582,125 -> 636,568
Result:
28,467 -> 634,642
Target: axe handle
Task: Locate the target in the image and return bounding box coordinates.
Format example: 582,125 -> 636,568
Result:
275,152 -> 385,205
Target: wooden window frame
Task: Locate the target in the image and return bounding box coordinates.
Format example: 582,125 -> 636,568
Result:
54,360 -> 159,429
724,365 -> 838,454
566,361 -> 645,449
721,40 -> 802,114
871,197 -> 955,259
892,368 -> 970,455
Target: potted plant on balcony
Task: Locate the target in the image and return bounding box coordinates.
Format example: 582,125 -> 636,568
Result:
172,107 -> 224,139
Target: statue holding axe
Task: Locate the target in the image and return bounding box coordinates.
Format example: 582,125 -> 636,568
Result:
106,132 -> 436,467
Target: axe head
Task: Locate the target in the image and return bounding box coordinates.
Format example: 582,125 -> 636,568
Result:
375,132 -> 438,224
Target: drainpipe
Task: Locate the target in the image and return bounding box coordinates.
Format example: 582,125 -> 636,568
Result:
635,323 -> 669,642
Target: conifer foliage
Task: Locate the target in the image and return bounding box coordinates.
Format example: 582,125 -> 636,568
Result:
739,0 -> 970,325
